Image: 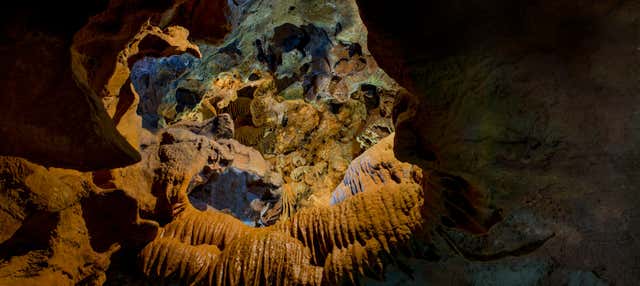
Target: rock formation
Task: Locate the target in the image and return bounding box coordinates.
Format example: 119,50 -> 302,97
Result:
0,0 -> 639,285
0,156 -> 158,285
330,133 -> 421,205
357,0 -> 640,284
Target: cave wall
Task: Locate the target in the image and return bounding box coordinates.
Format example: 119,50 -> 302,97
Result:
0,0 -> 639,285
0,0 -> 231,171
357,0 -> 640,284
0,0 -> 140,170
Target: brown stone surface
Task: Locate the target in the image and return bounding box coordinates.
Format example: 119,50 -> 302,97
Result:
0,24 -> 140,170
70,0 -> 226,101
0,0 -> 229,171
73,23 -> 202,149
330,133 -> 422,204
2,0 -> 638,285
0,156 -> 157,285
139,178 -> 424,285
1,0 -> 427,284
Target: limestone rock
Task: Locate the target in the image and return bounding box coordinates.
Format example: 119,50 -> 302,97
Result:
4,0 -> 637,285
0,0 -> 233,170
330,133 -> 422,205
0,157 -> 157,285
74,23 -> 202,148
0,28 -> 140,170
126,0 -> 403,205
188,139 -> 283,225
131,54 -> 201,130
0,157 -> 90,244
171,114 -> 236,140
139,181 -> 426,285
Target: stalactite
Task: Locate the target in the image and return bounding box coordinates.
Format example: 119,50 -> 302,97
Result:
161,206 -> 250,249
278,183 -> 423,265
330,134 -> 421,205
234,126 -> 266,147
278,184 -> 298,221
223,97 -> 253,123
322,239 -> 385,285
140,237 -> 220,285
211,231 -> 323,286
140,182 -> 425,285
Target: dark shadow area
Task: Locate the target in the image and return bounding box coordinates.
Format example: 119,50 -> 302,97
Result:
81,189 -> 158,252
0,211 -> 59,258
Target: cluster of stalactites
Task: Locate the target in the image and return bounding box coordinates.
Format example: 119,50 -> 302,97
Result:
139,182 -> 424,285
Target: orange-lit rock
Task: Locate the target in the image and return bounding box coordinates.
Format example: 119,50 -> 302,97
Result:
1,0 -> 637,285
0,156 -> 157,285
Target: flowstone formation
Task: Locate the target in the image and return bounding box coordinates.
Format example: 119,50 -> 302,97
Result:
2,0 -> 433,285
3,0 -> 637,285
115,2 -> 437,283
137,133 -> 425,285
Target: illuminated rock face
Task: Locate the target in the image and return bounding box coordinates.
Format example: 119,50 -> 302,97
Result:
131,0 -> 403,207
131,54 -> 201,130
1,0 -> 639,285
0,156 -> 159,285
330,133 -> 421,205
0,1 -> 138,171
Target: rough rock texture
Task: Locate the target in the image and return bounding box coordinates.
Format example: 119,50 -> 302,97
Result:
131,54 -> 201,130
69,0 -> 231,155
108,118 -> 427,285
74,22 -> 202,149
139,180 -> 425,285
330,133 -> 422,205
187,139 -> 284,225
70,0 -> 229,102
135,0 -> 403,207
2,0 -> 639,285
357,0 -> 640,284
0,158 -> 90,245
0,0 -> 232,170
0,112 -> 289,284
0,157 -> 158,285
0,1 -> 140,170
2,1 -> 238,283
94,113 -> 283,226
443,210 -> 554,261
